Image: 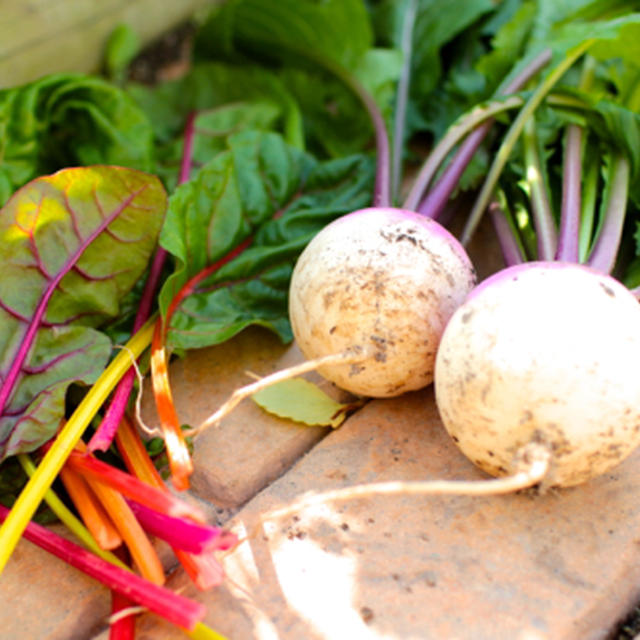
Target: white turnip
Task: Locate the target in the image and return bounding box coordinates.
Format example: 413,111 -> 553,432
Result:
435,262 -> 640,488
288,207 -> 476,397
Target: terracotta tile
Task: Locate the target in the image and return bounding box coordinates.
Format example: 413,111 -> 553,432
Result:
134,389 -> 640,640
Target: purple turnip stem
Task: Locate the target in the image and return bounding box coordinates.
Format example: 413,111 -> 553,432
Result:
0,189 -> 144,418
489,197 -> 525,266
391,0 -> 418,201
409,49 -> 552,217
88,113 -> 197,452
555,57 -> 596,262
586,154 -> 630,274
0,504 -> 206,630
403,96 -> 523,211
319,55 -> 391,207
418,123 -> 491,220
522,117 -> 557,260
554,123 -> 583,262
343,73 -> 391,207
460,42 -> 592,246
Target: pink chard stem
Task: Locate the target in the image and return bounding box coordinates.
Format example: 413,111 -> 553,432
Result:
0,504 -> 206,631
88,112 -> 198,452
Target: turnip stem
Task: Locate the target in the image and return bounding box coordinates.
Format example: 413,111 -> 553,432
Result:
406,48 -> 552,215
263,443 -> 551,522
556,56 -> 596,262
578,154 -> 599,262
555,126 -> 584,262
522,117 -> 557,260
336,67 -> 391,207
489,197 -> 525,266
586,153 -> 630,274
191,350 -> 367,435
461,42 -> 593,245
418,123 -> 491,220
403,96 -> 523,211
392,0 -> 418,201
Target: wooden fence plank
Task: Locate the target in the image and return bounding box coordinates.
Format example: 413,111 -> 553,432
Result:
0,0 -> 217,87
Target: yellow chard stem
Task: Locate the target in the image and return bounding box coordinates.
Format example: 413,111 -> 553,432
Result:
0,317 -> 155,574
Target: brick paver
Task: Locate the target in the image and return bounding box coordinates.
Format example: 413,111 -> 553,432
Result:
134,389 -> 640,640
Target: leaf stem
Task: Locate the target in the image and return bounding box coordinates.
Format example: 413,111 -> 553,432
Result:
392,0 -> 418,202
522,117 -> 557,260
406,48 -> 552,215
402,96 -> 523,211
17,454 -> 128,569
488,197 -> 525,266
59,464 -> 122,550
578,153 -> 599,262
0,504 -> 206,630
555,57 -> 595,262
586,153 -> 630,274
0,318 -> 155,575
89,114 -> 198,452
460,42 -> 593,245
321,59 -> 391,207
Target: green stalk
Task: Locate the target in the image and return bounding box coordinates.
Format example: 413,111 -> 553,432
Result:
522,117 -> 557,260
460,41 -> 594,245
578,153 -> 600,262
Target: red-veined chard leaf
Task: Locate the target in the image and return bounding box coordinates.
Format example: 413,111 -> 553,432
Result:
0,166 -> 167,461
0,73 -> 154,206
159,130 -> 375,350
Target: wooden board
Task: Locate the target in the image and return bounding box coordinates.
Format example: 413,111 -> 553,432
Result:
0,0 -> 217,87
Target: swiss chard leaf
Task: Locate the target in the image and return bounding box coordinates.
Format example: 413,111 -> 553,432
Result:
0,74 -> 154,206
0,167 -> 167,461
159,130 -> 375,350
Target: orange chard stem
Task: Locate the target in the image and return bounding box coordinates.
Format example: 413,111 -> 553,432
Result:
150,237 -> 253,491
175,549 -> 225,591
59,465 -> 122,551
114,414 -> 165,489
150,319 -> 193,491
115,416 -> 230,590
86,475 -> 165,586
71,442 -> 165,586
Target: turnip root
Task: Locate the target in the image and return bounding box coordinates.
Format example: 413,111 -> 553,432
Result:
288,207 -> 477,397
435,262 -> 640,488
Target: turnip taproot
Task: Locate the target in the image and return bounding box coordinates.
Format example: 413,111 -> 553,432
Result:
435,262 -> 640,488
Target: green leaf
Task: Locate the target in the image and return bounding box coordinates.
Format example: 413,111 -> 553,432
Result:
0,166 -> 167,461
195,0 -> 373,71
104,24 -> 141,84
159,130 -> 375,350
252,378 -> 350,428
0,74 -> 154,205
